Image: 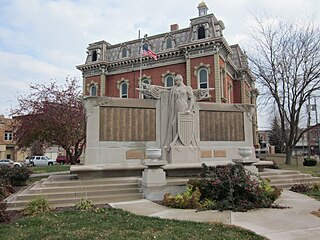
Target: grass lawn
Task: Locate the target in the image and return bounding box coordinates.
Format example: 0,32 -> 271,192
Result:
278,163 -> 320,177
306,189 -> 320,201
31,165 -> 70,174
0,208 -> 265,240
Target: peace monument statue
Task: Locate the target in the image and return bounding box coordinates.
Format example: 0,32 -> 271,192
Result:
138,74 -> 213,158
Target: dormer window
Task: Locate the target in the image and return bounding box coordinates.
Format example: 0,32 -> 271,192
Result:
122,47 -> 128,58
198,26 -> 206,39
92,50 -> 97,61
166,37 -> 173,49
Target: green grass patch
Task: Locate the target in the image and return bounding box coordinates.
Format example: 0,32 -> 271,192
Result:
278,163 -> 320,177
31,165 -> 70,174
0,208 -> 265,240
306,190 -> 320,201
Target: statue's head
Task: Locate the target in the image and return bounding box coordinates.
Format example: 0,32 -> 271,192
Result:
174,74 -> 184,86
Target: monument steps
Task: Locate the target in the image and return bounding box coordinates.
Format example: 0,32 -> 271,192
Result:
29,183 -> 140,194
259,169 -> 320,189
5,176 -> 143,211
7,193 -> 143,210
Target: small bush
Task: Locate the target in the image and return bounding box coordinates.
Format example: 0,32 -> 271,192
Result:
0,166 -> 31,186
75,199 -> 94,211
0,202 -> 8,223
290,184 -> 310,193
303,158 -> 317,166
163,186 -> 201,209
23,196 -> 51,216
165,164 -> 282,212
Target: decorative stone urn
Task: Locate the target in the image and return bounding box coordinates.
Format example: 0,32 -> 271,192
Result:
145,148 -> 162,161
238,147 -> 253,160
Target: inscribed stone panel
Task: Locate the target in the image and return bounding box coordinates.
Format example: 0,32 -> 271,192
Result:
199,111 -> 244,141
100,107 -> 156,141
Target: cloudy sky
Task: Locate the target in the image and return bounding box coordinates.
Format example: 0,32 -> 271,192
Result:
0,0 -> 319,128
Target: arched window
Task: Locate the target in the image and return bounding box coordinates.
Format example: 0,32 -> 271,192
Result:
165,75 -> 174,87
198,68 -> 208,89
92,50 -> 97,61
141,78 -> 150,99
120,82 -> 128,98
90,85 -> 97,96
122,48 -> 128,58
198,26 -> 206,40
166,37 -> 173,49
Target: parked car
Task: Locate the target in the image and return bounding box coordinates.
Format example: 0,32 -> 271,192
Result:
56,155 -> 80,164
25,156 -> 56,166
0,159 -> 22,168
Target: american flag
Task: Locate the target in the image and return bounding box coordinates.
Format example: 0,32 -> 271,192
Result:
142,44 -> 157,60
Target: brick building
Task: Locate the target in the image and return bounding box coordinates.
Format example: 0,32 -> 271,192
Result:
0,115 -> 14,160
76,2 -> 258,144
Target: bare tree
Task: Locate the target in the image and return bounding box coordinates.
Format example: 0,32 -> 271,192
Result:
248,16 -> 320,164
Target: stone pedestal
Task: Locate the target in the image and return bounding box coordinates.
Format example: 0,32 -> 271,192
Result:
233,158 -> 259,174
170,146 -> 200,164
142,160 -> 167,187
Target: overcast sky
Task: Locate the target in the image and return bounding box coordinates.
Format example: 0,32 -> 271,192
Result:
0,0 -> 319,128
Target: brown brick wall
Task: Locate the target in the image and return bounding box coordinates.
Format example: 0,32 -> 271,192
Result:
106,63 -> 186,98
190,55 -> 215,91
85,75 -> 101,96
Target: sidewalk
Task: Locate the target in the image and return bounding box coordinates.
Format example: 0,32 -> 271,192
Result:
110,190 -> 320,240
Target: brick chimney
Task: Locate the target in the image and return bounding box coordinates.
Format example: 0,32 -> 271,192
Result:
170,24 -> 179,32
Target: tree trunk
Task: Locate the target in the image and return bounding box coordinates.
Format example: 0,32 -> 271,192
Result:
285,146 -> 293,165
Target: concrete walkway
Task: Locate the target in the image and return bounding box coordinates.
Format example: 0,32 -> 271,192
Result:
110,190 -> 320,240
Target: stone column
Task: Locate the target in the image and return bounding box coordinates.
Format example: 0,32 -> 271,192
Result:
100,66 -> 106,96
82,72 -> 86,95
214,53 -> 221,103
185,52 -> 191,86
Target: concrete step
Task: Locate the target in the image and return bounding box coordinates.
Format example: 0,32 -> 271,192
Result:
29,182 -> 140,194
272,180 -> 320,189
260,173 -> 311,180
259,170 -> 300,176
269,177 -> 320,185
6,192 -> 144,210
16,188 -> 141,201
42,177 -> 139,187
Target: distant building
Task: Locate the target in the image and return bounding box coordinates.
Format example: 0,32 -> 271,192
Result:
76,2 -> 258,144
0,115 -> 15,160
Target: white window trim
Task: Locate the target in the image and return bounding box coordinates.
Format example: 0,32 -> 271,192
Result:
197,68 -> 209,89
164,75 -> 174,87
90,85 -> 97,96
4,132 -> 13,141
120,82 -> 129,98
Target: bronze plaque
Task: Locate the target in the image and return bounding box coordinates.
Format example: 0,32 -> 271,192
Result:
126,150 -> 145,160
214,150 -> 227,158
200,150 -> 213,158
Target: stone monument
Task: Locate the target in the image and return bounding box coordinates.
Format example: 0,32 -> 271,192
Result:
137,74 -> 212,165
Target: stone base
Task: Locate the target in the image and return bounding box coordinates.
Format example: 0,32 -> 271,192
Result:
142,160 -> 167,168
232,158 -> 259,174
142,168 -> 166,187
70,164 -> 146,179
232,158 -> 260,165
170,146 -> 200,164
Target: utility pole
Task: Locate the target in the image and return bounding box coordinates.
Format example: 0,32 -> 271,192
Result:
314,97 -> 320,156
307,96 -> 311,158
